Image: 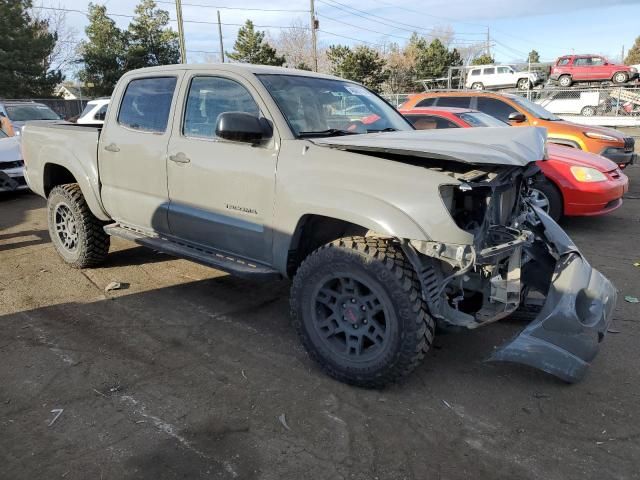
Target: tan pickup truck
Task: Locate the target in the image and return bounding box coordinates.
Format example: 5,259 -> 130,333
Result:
22,64 -> 616,387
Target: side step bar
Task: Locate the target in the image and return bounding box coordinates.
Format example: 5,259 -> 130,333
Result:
104,224 -> 281,280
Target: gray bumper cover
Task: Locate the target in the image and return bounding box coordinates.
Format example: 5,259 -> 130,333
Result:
489,207 -> 617,382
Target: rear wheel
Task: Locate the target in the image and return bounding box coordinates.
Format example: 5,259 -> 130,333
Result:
613,72 -> 629,84
290,237 -> 435,388
528,178 -> 563,221
47,184 -> 110,268
558,75 -> 572,87
581,106 -> 597,116
470,82 -> 484,90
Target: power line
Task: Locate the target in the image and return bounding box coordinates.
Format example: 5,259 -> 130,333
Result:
366,0 -> 489,29
155,1 -> 308,13
317,0 -> 485,40
317,30 -> 385,47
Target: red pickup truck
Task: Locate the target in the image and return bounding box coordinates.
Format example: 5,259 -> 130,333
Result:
550,55 -> 638,87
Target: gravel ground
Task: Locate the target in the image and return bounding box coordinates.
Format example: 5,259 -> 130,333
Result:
1,166 -> 640,480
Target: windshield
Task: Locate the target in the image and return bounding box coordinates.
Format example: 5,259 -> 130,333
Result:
508,95 -> 561,121
457,111 -> 508,127
257,74 -> 412,137
6,104 -> 60,121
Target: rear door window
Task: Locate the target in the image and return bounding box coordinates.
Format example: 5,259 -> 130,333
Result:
476,97 -> 519,123
435,97 -> 471,108
483,68 -> 496,75
118,77 -> 177,133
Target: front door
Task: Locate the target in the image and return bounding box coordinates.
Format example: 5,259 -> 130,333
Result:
99,74 -> 182,233
166,71 -> 279,264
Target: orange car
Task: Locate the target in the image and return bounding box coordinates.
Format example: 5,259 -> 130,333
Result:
399,91 -> 636,168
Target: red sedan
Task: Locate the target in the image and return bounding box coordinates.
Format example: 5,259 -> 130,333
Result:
398,106 -> 629,220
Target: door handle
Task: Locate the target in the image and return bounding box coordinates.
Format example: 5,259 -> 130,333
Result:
169,152 -> 191,164
104,143 -> 120,153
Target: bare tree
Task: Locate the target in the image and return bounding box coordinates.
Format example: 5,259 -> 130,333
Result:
268,20 -> 330,72
31,3 -> 79,74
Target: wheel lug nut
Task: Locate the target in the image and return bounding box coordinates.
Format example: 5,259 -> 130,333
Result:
354,325 -> 358,329
361,306 -> 366,311
363,319 -> 367,324
342,303 -> 346,308
351,298 -> 356,303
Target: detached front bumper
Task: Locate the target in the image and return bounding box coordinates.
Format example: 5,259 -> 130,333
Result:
489,207 -> 617,382
0,169 -> 28,192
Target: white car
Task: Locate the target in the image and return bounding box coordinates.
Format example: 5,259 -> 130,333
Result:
466,65 -> 541,91
77,98 -> 110,125
534,90 -> 602,116
0,129 -> 27,192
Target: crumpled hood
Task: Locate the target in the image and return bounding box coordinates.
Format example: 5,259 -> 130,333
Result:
0,136 -> 22,163
311,126 -> 548,166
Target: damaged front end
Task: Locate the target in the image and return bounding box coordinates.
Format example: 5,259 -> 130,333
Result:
402,163 -> 617,383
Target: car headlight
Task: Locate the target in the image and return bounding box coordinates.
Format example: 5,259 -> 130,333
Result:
570,166 -> 607,182
584,131 -> 618,142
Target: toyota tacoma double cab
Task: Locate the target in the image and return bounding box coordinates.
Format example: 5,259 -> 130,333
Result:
22,64 -> 617,387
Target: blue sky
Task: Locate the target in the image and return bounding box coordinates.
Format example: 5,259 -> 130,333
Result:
41,0 -> 640,69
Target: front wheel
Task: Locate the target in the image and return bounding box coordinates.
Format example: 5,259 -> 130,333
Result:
517,78 -> 531,90
290,237 -> 434,388
613,72 -> 629,84
470,82 -> 484,90
47,184 -> 110,268
528,178 -> 563,221
581,106 -> 597,116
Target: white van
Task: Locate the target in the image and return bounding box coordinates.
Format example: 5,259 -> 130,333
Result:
466,65 -> 541,90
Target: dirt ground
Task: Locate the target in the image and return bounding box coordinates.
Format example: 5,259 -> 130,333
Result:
1,168 -> 640,480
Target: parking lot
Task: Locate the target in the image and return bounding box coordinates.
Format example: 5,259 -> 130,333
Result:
1,164 -> 639,480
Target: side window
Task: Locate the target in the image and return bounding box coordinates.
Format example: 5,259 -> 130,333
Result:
470,69 -> 481,76
436,96 -> 471,108
415,97 -> 437,107
574,58 -> 589,66
558,58 -> 570,66
483,67 -> 496,75
591,57 -> 604,65
94,105 -> 108,121
497,66 -> 510,74
406,115 -> 459,130
118,77 -> 177,133
183,76 -> 260,138
476,97 -> 518,123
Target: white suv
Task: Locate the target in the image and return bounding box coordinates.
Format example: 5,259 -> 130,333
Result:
465,65 -> 541,91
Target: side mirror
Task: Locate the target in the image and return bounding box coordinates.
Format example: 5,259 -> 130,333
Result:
508,112 -> 527,123
216,112 -> 265,143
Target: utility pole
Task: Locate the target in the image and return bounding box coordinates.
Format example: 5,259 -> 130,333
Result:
217,10 -> 225,63
621,45 -> 625,63
175,0 -> 187,63
486,26 -> 491,59
310,0 -> 318,71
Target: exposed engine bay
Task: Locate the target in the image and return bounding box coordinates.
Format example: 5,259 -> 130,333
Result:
399,162 -> 616,383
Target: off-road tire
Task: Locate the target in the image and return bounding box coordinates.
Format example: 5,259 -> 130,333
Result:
558,75 -> 572,87
517,78 -> 531,90
612,72 -> 628,85
471,82 -> 484,90
290,236 -> 435,388
530,178 -> 563,221
47,183 -> 110,268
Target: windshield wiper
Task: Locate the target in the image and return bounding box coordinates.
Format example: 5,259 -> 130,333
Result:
366,127 -> 398,133
297,128 -> 360,138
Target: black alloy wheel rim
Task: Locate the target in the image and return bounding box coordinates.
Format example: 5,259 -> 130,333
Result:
312,274 -> 392,362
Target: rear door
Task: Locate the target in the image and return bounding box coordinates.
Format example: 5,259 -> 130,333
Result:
98,74 -> 182,233
165,70 -> 279,264
474,97 -> 526,124
482,67 -> 497,87
571,57 -> 591,80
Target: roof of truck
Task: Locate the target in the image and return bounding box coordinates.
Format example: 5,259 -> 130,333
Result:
122,63 -> 344,81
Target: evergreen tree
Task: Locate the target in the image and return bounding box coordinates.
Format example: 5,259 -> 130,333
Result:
625,36 -> 640,65
528,49 -> 540,64
471,53 -> 495,65
414,38 -> 461,79
0,0 -> 62,97
78,4 -> 128,97
126,0 -> 180,69
327,45 -> 388,92
227,20 -> 286,66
